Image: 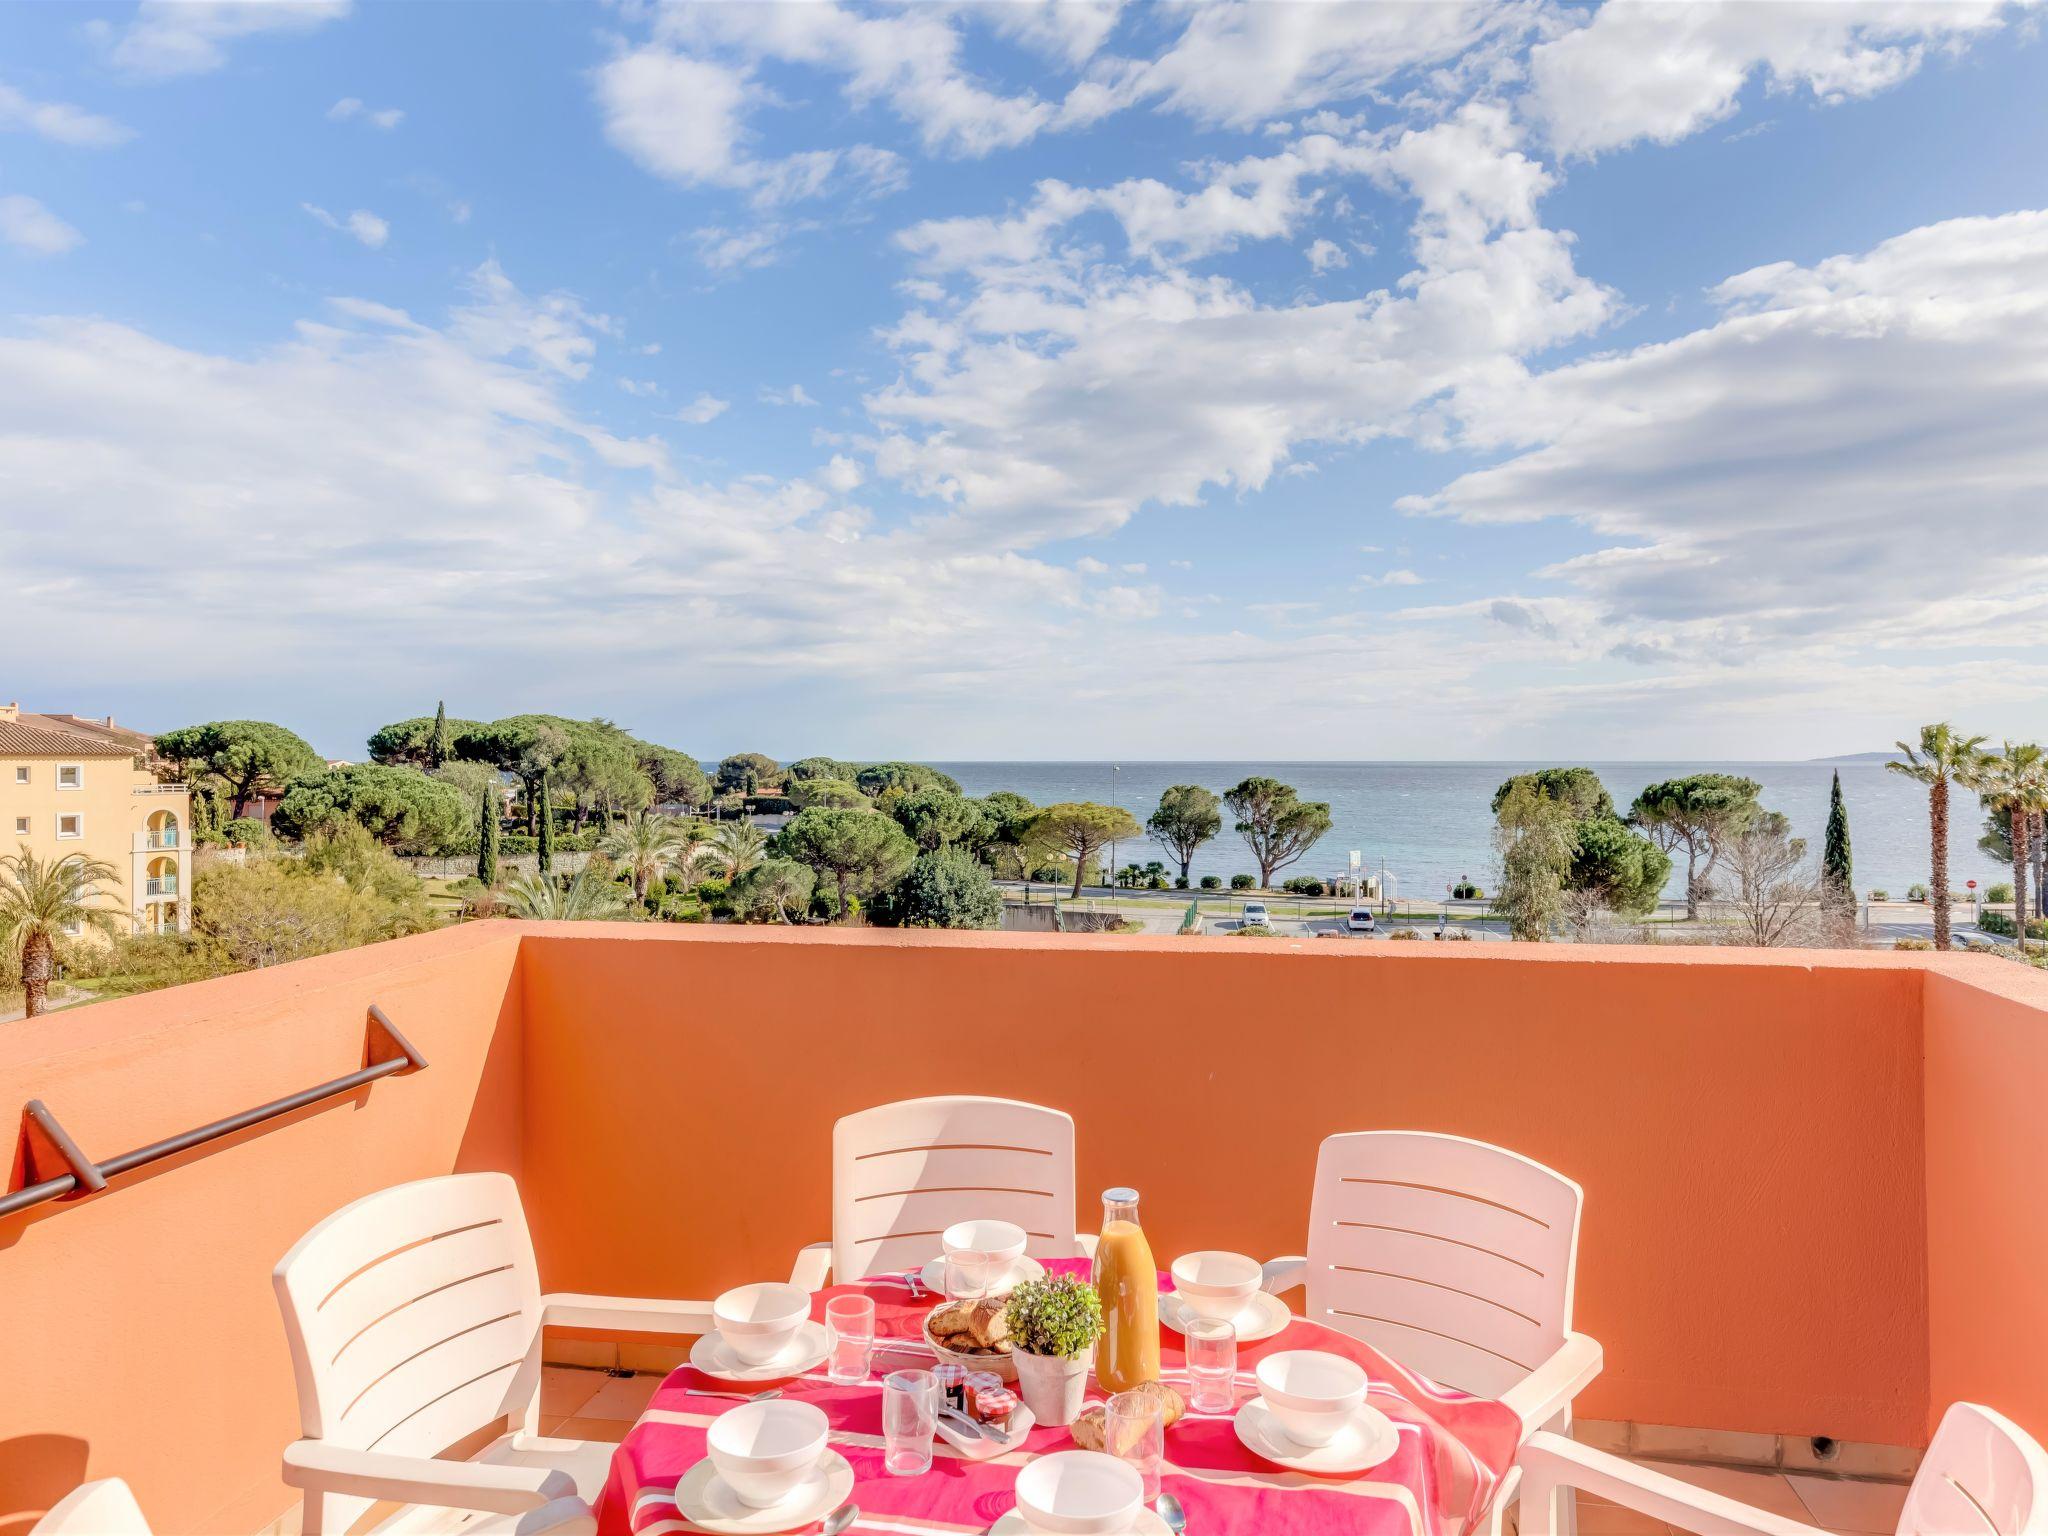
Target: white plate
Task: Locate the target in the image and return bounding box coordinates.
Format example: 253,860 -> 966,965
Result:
670,1449 -> 855,1533
689,1320 -> 830,1382
936,1403 -> 1037,1460
988,1509 -> 1173,1535
1159,1288 -> 1291,1344
918,1253 -> 1047,1296
1232,1396 -> 1399,1474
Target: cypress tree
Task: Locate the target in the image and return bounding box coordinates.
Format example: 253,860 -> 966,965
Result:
429,700 -> 450,768
477,784 -> 499,886
1824,770 -> 1853,907
537,768 -> 555,874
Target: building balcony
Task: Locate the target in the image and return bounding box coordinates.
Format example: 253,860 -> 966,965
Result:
0,924 -> 2043,1533
143,876 -> 178,897
146,830 -> 179,849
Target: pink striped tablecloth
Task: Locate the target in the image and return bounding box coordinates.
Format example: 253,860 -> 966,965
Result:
595,1261 -> 1520,1536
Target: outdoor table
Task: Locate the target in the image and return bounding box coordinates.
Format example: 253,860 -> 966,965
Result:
594,1260 -> 1521,1535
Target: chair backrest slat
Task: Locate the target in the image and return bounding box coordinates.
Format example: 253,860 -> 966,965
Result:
33,1480 -> 151,1536
832,1098 -> 1079,1282
274,1173 -> 545,1536
1901,1403 -> 2048,1536
1305,1131 -> 1580,1399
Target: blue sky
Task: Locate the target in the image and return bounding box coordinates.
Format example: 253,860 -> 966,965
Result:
3,0 -> 2045,763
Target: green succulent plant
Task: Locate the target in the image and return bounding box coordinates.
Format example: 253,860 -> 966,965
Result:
1003,1274 -> 1103,1359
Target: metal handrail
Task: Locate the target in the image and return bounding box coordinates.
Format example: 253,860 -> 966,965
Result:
0,1005 -> 427,1221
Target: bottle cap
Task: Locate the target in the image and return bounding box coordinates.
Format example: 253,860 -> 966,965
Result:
1103,1186 -> 1140,1204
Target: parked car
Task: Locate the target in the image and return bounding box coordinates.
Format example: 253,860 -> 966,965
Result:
1241,901 -> 1270,928
1346,907 -> 1376,932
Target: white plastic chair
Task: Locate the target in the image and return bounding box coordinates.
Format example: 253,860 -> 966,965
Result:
1519,1402 -> 2048,1536
1261,1131 -> 1602,1535
790,1095 -> 1086,1289
31,1477 -> 594,1536
274,1172 -> 710,1535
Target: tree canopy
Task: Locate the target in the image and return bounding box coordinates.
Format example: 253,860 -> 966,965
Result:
790,777 -> 870,810
1028,801 -> 1142,897
716,752 -> 780,794
855,761 -> 962,799
154,720 -> 326,816
785,756 -> 859,784
1224,777 -> 1332,887
270,763 -> 471,853
778,806 -> 917,916
889,788 -> 990,852
1495,769 -> 1670,929
1627,772 -> 1760,918
1147,784 -> 1222,883
367,713 -> 484,768
1491,767 -> 1615,822
1568,814 -> 1671,917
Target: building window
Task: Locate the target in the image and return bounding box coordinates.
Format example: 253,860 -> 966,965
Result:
12,766 -> 25,784
62,917 -> 83,937
11,816 -> 26,835
56,814 -> 81,839
57,764 -> 82,789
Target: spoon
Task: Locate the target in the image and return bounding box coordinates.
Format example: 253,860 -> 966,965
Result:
819,1504 -> 859,1535
692,1386 -> 782,1403
1154,1492 -> 1188,1533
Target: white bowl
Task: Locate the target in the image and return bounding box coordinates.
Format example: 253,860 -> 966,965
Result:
1254,1350 -> 1368,1449
1169,1250 -> 1262,1322
1013,1450 -> 1144,1534
943,1219 -> 1028,1290
705,1399 -> 828,1509
713,1282 -> 811,1367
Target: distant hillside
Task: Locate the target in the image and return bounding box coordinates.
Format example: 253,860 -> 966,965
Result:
1811,751 -> 1907,764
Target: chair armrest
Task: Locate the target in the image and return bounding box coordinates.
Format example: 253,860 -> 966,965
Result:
789,1243 -> 833,1292
1499,1332 -> 1603,1439
281,1440 -> 578,1514
1517,1431 -> 1819,1536
1261,1256 -> 1308,1295
543,1293 -> 715,1334
471,1497 -> 599,1536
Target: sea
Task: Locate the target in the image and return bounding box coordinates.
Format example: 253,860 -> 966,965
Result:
926,762 -> 2006,901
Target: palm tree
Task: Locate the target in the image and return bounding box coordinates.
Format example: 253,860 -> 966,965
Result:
1978,742 -> 2048,947
601,812 -> 687,901
1,847 -> 122,1019
704,821 -> 767,883
502,868 -> 633,921
1888,724 -> 1990,950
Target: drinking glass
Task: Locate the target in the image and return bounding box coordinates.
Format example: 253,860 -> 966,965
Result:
1183,1315 -> 1238,1415
882,1369 -> 939,1476
943,1248 -> 995,1302
825,1294 -> 875,1384
1104,1389 -> 1166,1501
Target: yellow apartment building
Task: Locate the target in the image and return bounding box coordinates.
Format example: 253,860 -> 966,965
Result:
0,703 -> 193,936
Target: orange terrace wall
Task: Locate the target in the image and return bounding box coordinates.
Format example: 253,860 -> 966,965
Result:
2,921 -> 2045,1533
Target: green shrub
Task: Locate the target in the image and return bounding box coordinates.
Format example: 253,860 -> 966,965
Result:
1148,875 -> 1169,890
1387,927 -> 1422,941
222,817 -> 272,849
1174,876 -> 1189,890
893,849 -> 1002,929
1030,862 -> 1069,883
1451,877 -> 1481,900
1907,884 -> 1929,902
1199,875 -> 1222,890
1893,938 -> 1934,951
1229,874 -> 1255,891
1869,889 -> 1890,902
1988,882 -> 2015,904
1980,913 -> 2048,940
744,795 -> 795,815
1232,923 -> 1275,937
1282,876 -> 1326,896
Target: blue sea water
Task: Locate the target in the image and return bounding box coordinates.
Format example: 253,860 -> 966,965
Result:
927,762 -> 2006,900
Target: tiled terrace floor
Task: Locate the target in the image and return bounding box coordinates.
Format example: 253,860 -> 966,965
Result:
537,1367 -> 1914,1536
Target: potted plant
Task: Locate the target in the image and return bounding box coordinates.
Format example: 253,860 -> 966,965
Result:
1003,1274 -> 1102,1426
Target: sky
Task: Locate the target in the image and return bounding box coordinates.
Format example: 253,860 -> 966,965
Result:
3,0 -> 2046,764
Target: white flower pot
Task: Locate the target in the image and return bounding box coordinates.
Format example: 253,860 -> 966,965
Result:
1013,1348 -> 1091,1426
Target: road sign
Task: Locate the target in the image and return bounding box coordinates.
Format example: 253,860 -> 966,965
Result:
1968,881 -> 1978,890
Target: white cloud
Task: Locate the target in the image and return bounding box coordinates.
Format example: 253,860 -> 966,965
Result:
103,0 -> 350,78
760,384 -> 817,407
1399,210 -> 2048,668
618,378 -> 658,398
821,454 -> 865,493
1306,238 -> 1348,273
675,393 -> 730,425
0,82 -> 133,147
1526,0 -> 2024,157
329,96 -> 403,129
1359,569 -> 1424,588
0,195 -> 82,255
302,203 -> 389,248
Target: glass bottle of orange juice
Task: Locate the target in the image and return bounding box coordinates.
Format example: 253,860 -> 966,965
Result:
1093,1186 -> 1160,1392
